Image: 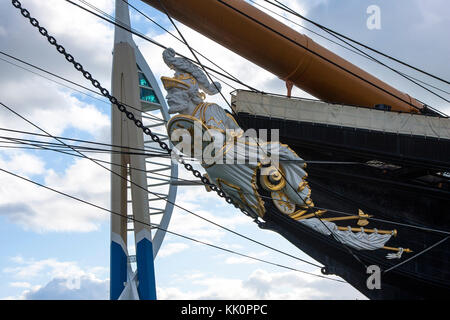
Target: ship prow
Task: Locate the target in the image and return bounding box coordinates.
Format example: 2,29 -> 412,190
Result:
232,90 -> 450,299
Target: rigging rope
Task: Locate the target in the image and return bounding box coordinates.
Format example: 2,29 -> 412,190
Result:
8,0 -> 369,271
0,50 -> 167,124
64,0 -> 258,93
253,0 -> 450,114
383,236 -> 449,274
215,0 -> 433,114
9,0 -> 348,270
0,98 -> 320,270
8,0 -> 450,279
152,0 -> 369,269
2,129 -> 448,237
267,0 -> 450,86
0,166 -> 345,283
117,0 -> 246,92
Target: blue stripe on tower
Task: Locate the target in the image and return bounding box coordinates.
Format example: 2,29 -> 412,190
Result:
136,234 -> 157,300
110,240 -> 127,300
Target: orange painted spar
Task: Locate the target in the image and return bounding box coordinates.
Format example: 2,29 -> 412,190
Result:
141,0 -> 424,113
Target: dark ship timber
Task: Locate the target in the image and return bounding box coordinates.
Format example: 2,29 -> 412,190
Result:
232,90 -> 450,299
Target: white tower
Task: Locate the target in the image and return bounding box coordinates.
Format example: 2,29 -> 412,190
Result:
110,0 -> 177,300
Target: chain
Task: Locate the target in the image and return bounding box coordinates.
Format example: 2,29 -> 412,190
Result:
11,0 -> 260,223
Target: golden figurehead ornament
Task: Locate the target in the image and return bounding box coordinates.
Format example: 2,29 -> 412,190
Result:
161,73 -> 196,90
161,73 -> 206,100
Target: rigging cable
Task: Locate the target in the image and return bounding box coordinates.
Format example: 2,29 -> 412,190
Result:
264,0 -> 449,116
117,0 -> 248,92
64,0 -> 258,93
11,0 -> 449,275
0,50 -> 167,124
266,0 -> 450,86
151,0 -> 368,269
250,0 -> 450,107
215,0 -> 433,113
0,166 -> 344,283
383,236 -> 449,274
1,131 -> 448,236
6,0 -> 333,269
0,99 -> 322,270
1,45 -> 446,236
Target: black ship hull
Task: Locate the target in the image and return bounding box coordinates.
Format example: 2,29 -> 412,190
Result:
237,111 -> 450,300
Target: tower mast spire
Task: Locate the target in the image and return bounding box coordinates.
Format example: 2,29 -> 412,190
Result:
110,0 -> 156,300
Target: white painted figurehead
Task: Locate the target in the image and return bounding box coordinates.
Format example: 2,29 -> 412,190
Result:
161,48 -> 401,256
161,48 -> 221,114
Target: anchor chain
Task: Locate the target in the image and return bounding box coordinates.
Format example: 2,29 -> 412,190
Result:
11,0 -> 261,224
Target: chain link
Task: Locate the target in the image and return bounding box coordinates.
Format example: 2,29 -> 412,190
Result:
11,0 -> 260,222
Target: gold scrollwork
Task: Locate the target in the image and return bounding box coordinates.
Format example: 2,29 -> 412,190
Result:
251,162 -> 266,218
216,177 -> 265,217
271,190 -> 296,215
260,165 -> 287,192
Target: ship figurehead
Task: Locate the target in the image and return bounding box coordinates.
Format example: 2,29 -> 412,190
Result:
162,48 -> 410,259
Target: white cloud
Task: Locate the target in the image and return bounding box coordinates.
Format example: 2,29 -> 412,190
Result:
158,268 -> 366,300
0,78 -> 110,139
158,242 -> 189,258
136,19 -> 315,108
0,0 -> 113,138
224,251 -> 270,265
23,275 -> 109,300
0,153 -> 109,232
9,282 -> 32,289
0,151 -> 45,176
3,256 -> 108,300
162,184 -> 250,244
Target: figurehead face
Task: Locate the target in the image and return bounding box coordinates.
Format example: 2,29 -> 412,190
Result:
162,73 -> 204,114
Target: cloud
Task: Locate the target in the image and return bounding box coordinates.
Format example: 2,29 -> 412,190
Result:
0,152 -> 45,176
158,242 -> 189,258
24,276 -> 109,300
158,268 -> 367,300
224,251 -> 270,265
0,152 -> 109,232
0,0 -> 114,233
0,0 -> 113,138
135,15 -> 315,108
0,0 -> 114,84
9,282 -> 32,289
3,256 -> 108,300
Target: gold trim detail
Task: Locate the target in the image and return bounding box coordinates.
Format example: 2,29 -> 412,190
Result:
226,113 -> 240,127
290,209 -> 308,220
336,226 -> 397,236
271,190 -> 296,215
216,178 -> 248,210
297,181 -> 308,192
191,102 -> 205,117
296,209 -> 327,220
161,76 -> 191,90
383,246 -> 412,253
251,162 -> 266,217
260,165 -> 286,191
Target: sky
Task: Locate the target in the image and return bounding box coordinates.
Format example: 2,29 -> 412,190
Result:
0,0 -> 449,300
